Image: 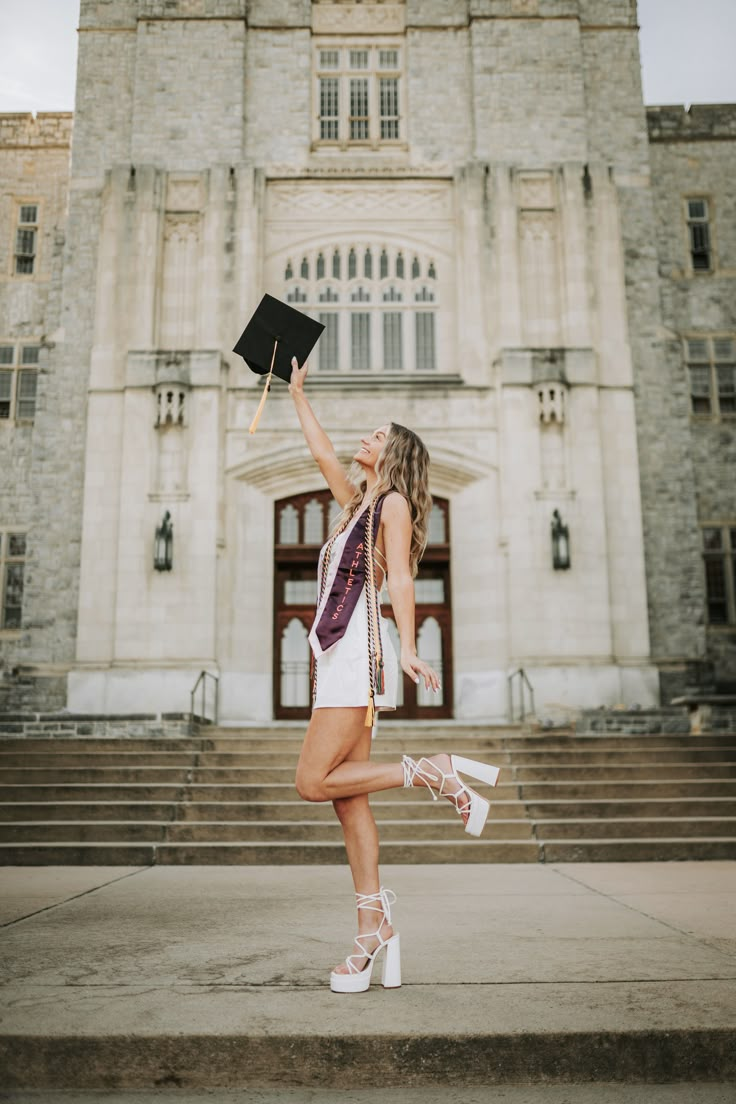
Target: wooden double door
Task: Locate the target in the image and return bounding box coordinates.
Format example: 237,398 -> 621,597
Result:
273,490 -> 453,720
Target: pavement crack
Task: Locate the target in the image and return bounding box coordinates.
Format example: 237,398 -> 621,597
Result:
548,865 -> 736,963
0,867 -> 154,930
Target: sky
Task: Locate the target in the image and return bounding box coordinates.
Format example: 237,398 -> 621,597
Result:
0,0 -> 735,114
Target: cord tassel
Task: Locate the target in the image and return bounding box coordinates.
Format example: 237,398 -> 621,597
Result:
365,695 -> 375,728
248,338 -> 278,435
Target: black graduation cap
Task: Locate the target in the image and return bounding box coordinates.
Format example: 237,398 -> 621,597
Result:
233,293 -> 325,434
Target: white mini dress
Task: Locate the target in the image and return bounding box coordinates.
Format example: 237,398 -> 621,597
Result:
308,505 -> 399,715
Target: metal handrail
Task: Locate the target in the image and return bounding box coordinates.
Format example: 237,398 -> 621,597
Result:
189,670 -> 219,734
507,667 -> 535,722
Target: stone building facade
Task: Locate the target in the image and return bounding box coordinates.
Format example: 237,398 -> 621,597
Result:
0,0 -> 733,722
0,112 -> 73,708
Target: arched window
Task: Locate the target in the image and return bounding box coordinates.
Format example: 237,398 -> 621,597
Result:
282,244 -> 439,374
278,504 -> 299,544
383,286 -> 403,372
427,501 -> 447,544
303,498 -> 324,544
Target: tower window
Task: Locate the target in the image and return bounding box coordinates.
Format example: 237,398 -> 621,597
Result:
315,44 -> 403,146
686,198 -> 712,272
14,203 -> 39,276
0,531 -> 26,631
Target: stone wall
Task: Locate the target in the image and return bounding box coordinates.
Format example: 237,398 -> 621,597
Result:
0,712 -> 193,739
647,105 -> 736,690
0,113 -> 72,710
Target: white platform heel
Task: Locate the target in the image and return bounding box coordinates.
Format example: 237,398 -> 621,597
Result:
402,754 -> 500,837
330,886 -> 401,993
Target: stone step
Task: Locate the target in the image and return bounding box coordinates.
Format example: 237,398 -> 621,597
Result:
524,797 -> 736,818
4,731 -> 736,752
3,761 -> 734,785
0,817 -> 535,843
0,798 -> 528,822
3,816 -> 734,844
2,778 -> 735,803
517,780 -> 736,799
0,839 -> 541,864
510,763 -> 736,781
530,817 -> 736,838
2,745 -> 735,768
1,837 -> 734,865
539,838 -> 736,861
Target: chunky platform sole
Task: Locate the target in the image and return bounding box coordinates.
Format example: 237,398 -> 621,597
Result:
330,932 -> 401,993
450,755 -> 501,837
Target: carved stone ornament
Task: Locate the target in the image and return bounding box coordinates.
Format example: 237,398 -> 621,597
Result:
163,212 -> 200,244
166,177 -> 204,213
312,3 -> 405,34
266,181 -> 452,222
518,173 -> 555,210
537,382 -> 567,425
155,383 -> 188,428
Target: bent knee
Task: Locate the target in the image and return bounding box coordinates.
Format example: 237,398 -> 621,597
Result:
295,769 -> 327,803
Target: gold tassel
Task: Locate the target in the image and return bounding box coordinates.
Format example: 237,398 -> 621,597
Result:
364,696 -> 375,728
248,338 -> 278,435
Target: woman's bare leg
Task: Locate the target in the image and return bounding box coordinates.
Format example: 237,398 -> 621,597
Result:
295,707 -> 466,811
296,712 -> 394,974
332,729 -> 395,974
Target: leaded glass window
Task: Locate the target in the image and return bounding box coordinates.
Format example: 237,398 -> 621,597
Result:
314,44 -> 403,145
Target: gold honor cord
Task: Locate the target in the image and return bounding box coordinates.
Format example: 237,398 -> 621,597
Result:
248,338 -> 279,435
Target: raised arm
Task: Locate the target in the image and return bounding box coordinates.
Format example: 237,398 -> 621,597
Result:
288,357 -> 354,507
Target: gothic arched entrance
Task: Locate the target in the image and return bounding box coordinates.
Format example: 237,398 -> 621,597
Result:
273,490 -> 453,720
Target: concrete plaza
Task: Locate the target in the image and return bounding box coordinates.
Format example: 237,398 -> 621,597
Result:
1,862 -> 735,1097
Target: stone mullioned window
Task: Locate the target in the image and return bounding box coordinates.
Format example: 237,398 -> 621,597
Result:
314,43 -> 403,148
0,532 -> 25,631
685,198 -> 713,273
13,203 -> 39,276
0,344 -> 40,422
686,337 -> 736,418
284,246 -> 437,373
702,526 -> 736,625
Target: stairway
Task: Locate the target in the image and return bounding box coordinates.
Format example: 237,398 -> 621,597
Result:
0,724 -> 735,863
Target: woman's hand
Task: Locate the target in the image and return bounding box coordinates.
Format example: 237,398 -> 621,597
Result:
289,356 -> 309,395
401,647 -> 441,694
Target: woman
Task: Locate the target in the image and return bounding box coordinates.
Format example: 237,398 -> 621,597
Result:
289,356 -> 500,994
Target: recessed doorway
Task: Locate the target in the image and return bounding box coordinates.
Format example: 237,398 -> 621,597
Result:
273,490 -> 452,720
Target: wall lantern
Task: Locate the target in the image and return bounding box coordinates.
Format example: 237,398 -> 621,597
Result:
551,509 -> 571,570
154,510 -> 173,572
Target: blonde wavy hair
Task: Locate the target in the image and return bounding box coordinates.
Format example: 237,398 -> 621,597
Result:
333,422 -> 432,578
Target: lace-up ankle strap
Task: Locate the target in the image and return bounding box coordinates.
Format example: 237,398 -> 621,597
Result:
355,885 -> 397,926
401,755 -> 441,800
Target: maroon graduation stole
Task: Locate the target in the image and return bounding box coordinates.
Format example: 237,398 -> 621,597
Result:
313,495 -> 386,653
